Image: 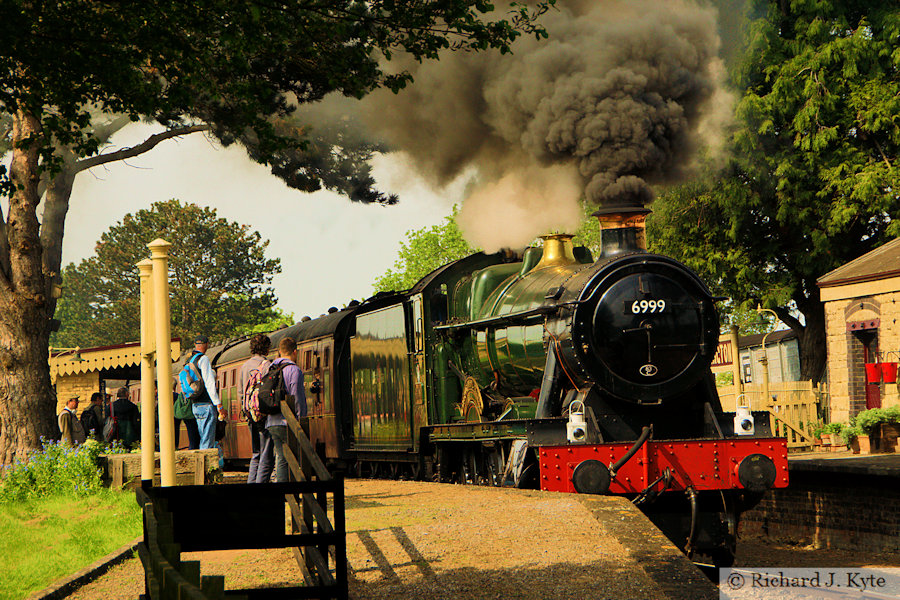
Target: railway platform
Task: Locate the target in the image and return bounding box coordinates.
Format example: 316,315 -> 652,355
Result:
342,479 -> 717,600
61,478 -> 718,599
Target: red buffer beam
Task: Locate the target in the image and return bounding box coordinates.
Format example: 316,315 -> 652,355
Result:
539,438 -> 789,494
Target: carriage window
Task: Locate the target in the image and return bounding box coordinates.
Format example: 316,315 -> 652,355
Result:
305,350 -> 313,370
231,369 -> 237,388
324,347 -> 330,368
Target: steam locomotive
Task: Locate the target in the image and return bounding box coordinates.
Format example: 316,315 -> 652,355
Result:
203,206 -> 788,566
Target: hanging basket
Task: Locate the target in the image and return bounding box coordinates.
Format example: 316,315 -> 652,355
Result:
865,363 -> 882,384
882,362 -> 899,384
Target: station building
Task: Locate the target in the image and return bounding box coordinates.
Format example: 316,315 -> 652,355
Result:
817,238 -> 900,424
50,340 -> 180,416
712,329 -> 801,385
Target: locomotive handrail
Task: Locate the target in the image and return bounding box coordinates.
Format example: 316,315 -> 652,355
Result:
434,302 -> 577,332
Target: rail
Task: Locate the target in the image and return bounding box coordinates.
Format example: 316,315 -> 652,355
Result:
136,402 -> 347,600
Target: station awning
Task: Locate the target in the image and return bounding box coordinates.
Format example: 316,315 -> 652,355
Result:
49,340 -> 181,383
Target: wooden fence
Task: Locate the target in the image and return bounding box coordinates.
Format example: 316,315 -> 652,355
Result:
136,402 -> 347,600
718,381 -> 827,450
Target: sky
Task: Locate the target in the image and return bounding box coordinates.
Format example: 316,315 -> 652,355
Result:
61,122 -> 470,320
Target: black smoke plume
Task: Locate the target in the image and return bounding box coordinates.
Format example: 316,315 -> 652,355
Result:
359,0 -> 730,249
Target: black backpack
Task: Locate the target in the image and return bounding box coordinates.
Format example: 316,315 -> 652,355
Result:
257,362 -> 289,415
80,406 -> 100,436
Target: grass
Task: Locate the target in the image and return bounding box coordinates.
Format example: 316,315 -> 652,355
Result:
0,489 -> 142,600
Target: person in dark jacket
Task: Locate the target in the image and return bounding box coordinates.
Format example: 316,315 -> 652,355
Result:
110,386 -> 141,449
80,392 -> 105,442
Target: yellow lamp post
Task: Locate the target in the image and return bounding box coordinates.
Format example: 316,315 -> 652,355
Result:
48,346 -> 83,361
756,305 -> 781,430
149,239 -> 176,486
137,258 -> 156,483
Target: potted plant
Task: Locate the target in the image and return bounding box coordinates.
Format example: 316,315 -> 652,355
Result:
811,423 -> 825,450
881,406 -> 900,452
855,408 -> 887,453
842,425 -> 863,454
820,422 -> 844,448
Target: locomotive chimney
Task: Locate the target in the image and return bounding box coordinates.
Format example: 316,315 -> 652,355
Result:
592,205 -> 650,257
535,234 -> 577,269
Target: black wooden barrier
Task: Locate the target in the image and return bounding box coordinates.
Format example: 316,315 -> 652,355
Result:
136,409 -> 348,600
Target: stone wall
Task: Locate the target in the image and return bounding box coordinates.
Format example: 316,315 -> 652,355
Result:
824,290 -> 900,424
740,469 -> 900,553
54,371 -> 100,417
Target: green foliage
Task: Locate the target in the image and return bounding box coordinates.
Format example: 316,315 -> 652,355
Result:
0,490 -> 141,599
0,1 -> 553,195
854,408 -> 890,435
373,205 -> 478,292
648,1 -> 900,381
715,371 -> 734,387
821,422 -> 845,436
842,424 -> 862,445
50,200 -> 283,348
0,439 -> 105,502
810,421 -> 826,439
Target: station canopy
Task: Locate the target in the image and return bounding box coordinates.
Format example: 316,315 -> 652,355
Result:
49,340 -> 181,384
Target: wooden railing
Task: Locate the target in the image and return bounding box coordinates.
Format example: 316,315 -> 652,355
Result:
719,381 -> 826,450
282,401 -> 349,593
136,401 -> 347,600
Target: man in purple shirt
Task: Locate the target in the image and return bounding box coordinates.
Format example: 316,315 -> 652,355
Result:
266,336 -> 306,482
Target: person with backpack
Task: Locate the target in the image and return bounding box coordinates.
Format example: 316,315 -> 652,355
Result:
265,337 -> 306,483
108,386 -> 140,448
187,334 -> 227,450
80,392 -> 105,442
239,333 -> 272,483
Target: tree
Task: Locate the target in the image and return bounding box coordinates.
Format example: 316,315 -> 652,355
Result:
648,1 -> 900,381
50,200 -> 283,348
0,1 -> 551,465
373,206 -> 477,292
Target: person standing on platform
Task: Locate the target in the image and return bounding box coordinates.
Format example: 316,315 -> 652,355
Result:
239,333 -> 272,483
266,337 -> 306,483
173,377 -> 201,450
80,392 -> 105,442
111,387 -> 141,449
58,396 -> 86,446
189,335 -> 227,450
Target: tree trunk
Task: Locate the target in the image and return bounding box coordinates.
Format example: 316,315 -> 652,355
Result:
0,291 -> 55,465
0,109 -> 57,465
797,294 -> 827,383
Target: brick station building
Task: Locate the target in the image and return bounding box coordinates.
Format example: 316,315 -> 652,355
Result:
818,238 -> 900,424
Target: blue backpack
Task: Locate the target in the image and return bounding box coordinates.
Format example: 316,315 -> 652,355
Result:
179,352 -> 206,401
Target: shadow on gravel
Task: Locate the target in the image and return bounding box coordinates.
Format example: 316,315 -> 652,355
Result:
348,559 -> 658,600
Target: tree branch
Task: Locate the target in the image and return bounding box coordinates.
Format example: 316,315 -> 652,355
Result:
73,124 -> 211,173
774,306 -> 803,333
874,138 -> 892,169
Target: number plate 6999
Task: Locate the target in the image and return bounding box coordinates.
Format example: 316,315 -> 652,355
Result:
626,299 -> 667,314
